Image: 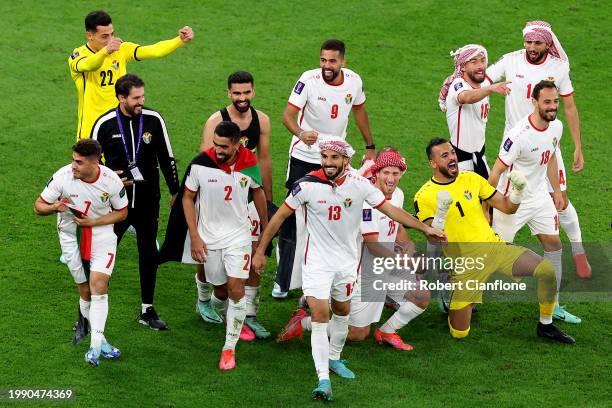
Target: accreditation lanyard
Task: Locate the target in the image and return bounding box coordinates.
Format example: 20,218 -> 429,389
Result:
116,107 -> 144,165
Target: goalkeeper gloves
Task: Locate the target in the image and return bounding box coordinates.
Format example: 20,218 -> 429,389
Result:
508,170 -> 527,204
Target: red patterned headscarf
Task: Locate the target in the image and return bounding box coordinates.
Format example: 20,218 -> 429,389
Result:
523,20 -> 568,63
318,137 -> 355,158
438,44 -> 488,112
370,150 -> 407,174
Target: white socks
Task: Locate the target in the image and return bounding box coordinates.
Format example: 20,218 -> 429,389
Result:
141,303 -> 152,314
79,298 -> 90,320
544,249 -> 563,293
379,302 -> 425,334
328,314 -> 349,361
89,294 -> 108,349
211,293 -> 228,318
301,316 -> 312,331
245,285 -> 260,317
558,201 -> 584,255
195,274 -> 211,302
311,322 -> 330,381
224,297 -> 247,351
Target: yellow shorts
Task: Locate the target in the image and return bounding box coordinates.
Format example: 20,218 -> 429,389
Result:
448,242 -> 527,310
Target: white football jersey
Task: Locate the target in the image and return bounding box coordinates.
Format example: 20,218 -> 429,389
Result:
487,50 -> 573,134
445,76 -> 491,153
497,115 -> 562,203
287,68 -> 366,163
39,164 -> 128,236
185,163 -> 260,250
285,170 -> 386,272
360,187 -> 405,243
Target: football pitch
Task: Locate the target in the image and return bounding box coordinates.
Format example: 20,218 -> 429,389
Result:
1,0 -> 611,406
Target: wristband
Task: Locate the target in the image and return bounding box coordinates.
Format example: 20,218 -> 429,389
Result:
365,144 -> 376,150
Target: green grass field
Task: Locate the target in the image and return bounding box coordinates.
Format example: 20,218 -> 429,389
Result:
1,1 -> 611,406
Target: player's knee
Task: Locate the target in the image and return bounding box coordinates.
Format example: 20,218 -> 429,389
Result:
227,285 -> 245,301
406,289 -> 430,309
213,285 -> 228,300
347,326 -> 369,341
448,318 -> 470,339
534,260 -> 557,286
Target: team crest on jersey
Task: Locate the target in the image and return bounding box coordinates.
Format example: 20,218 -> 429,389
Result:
70,51 -> 80,60
464,190 -> 472,200
239,136 -> 249,147
547,76 -> 555,82
362,208 -> 372,221
343,198 -> 353,208
142,132 -> 152,144
503,138 -> 513,152
294,81 -> 305,95
112,60 -> 119,70
345,94 -> 353,104
101,192 -> 109,202
239,177 -> 248,188
119,187 -> 126,198
552,137 -> 558,148
454,82 -> 463,91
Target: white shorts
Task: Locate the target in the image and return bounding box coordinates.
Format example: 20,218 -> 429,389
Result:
59,229 -> 117,284
546,148 -> 567,193
492,197 -> 559,242
247,201 -> 260,243
302,264 -> 357,302
204,244 -> 251,286
349,269 -> 416,328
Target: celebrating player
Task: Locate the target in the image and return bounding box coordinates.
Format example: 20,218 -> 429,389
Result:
272,39 -> 376,299
159,121 -> 268,371
34,140 -> 128,365
438,44 -> 511,178
69,10 -> 194,140
252,138 -> 445,401
414,137 -> 574,344
487,20 -> 590,281
277,149 -> 430,351
194,71 -> 273,339
488,80 -> 580,323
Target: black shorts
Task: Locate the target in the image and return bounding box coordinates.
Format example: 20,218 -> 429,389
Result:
285,156 -> 322,189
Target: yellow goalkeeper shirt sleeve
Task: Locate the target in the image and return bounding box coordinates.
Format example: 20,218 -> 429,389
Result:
134,37 -> 184,60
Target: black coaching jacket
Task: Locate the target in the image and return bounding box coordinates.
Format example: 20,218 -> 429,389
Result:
91,105 -> 179,209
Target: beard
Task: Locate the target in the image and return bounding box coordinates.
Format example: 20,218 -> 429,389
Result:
324,163 -> 344,180
466,70 -> 485,84
322,67 -> 340,82
232,99 -> 251,113
440,161 -> 458,179
538,107 -> 558,122
527,49 -> 547,63
125,103 -> 142,116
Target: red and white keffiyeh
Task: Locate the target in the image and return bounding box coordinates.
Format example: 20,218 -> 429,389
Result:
370,150 -> 407,174
318,137 -> 355,158
438,44 -> 488,112
523,20 -> 568,63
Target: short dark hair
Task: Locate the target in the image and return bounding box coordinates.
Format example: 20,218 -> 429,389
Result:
214,121 -> 241,143
115,74 -> 145,98
85,11 -> 112,32
426,138 -> 449,159
73,139 -> 102,159
321,39 -> 345,56
532,80 -> 558,100
227,71 -> 254,88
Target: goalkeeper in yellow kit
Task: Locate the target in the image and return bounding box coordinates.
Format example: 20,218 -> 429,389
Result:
69,10 -> 194,140
414,138 -> 574,343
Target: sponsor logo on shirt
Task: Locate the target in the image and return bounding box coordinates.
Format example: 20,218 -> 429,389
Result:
112,134 -> 122,139
362,208 -> 372,221
291,184 -> 301,196
70,51 -> 80,60
112,60 -> 119,70
208,179 -> 218,183
294,81 -> 305,95
239,177 -> 248,188
464,190 -> 472,200
317,200 -> 327,204
531,147 -> 539,152
454,82 -> 463,91
343,197 -> 353,208
101,192 -> 109,202
345,94 -> 353,104
70,194 -> 78,198
515,74 -> 524,78
503,138 -> 513,152
317,96 -> 327,102
142,132 -> 152,144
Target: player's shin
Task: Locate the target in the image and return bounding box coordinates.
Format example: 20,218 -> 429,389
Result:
224,297 -> 247,351
379,302 -> 425,333
544,249 -> 563,294
195,273 -> 211,302
79,298 -> 91,320
558,201 -> 584,254
311,322 -> 330,381
328,314 -> 350,360
211,293 -> 228,318
89,294 -> 108,349
534,260 -> 556,324
245,286 -> 260,316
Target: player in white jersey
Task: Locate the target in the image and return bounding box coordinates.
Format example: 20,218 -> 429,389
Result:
34,140 -> 128,366
273,39 -> 376,299
276,149 -> 430,352
488,81 -> 580,324
165,121 -> 267,371
439,44 -> 511,178
252,138 -> 446,401
487,20 -> 590,280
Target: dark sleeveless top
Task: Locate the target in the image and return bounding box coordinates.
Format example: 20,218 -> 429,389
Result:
220,106 -> 260,151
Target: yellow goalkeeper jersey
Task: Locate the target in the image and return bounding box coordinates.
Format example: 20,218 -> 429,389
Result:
68,37 -> 183,140
413,171 -> 501,243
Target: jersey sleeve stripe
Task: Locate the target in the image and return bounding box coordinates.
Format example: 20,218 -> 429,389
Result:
134,46 -> 141,61
283,201 -> 297,211
38,195 -> 52,205
113,204 -> 129,211
373,198 -> 387,209
422,216 -> 433,223
560,91 -> 574,98
184,185 -> 197,193
497,156 -> 509,167
485,74 -> 493,84
362,232 -> 378,237
287,102 -> 302,111
142,109 -> 174,156
483,190 -> 497,201
90,110 -> 118,140
352,100 -> 366,107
